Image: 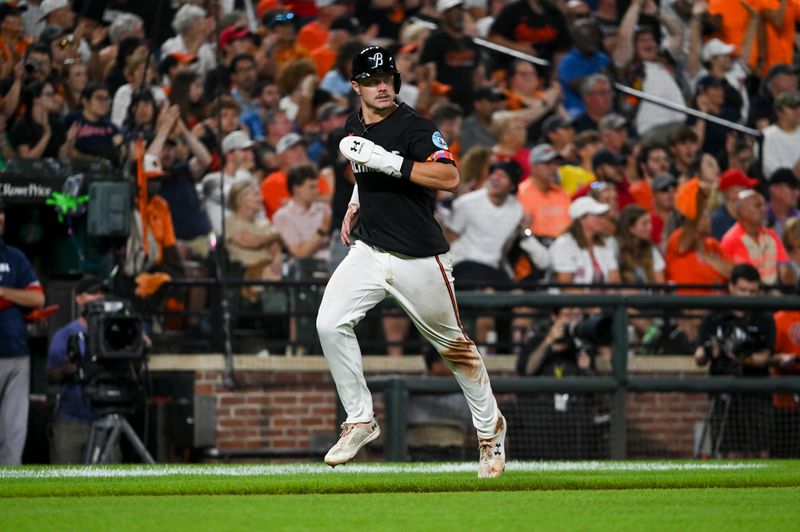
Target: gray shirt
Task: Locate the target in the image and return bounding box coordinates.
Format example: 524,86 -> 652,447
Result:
460,115 -> 495,154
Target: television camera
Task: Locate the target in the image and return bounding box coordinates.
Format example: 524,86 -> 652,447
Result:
67,299 -> 155,464
703,317 -> 767,376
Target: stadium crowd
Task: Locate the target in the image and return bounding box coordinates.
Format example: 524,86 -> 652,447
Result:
0,0 -> 798,360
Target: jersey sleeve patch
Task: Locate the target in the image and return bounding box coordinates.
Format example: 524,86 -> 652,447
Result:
431,131 -> 448,150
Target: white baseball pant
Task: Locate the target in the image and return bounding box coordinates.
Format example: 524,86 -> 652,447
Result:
316,240 -> 500,439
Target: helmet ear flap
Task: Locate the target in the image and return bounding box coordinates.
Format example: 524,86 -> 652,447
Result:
394,74 -> 401,93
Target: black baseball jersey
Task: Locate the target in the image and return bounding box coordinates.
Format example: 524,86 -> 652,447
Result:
419,29 -> 481,113
345,102 -> 454,257
489,0 -> 570,63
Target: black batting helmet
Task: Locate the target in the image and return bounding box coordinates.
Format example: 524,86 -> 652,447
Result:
351,46 -> 401,93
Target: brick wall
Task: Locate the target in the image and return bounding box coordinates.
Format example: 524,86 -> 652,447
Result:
195,369 -> 339,450
153,355 -> 709,457
626,391 -> 708,458
194,371 -> 709,457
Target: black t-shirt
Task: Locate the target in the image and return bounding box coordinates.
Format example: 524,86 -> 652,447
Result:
345,102 -> 452,257
686,105 -> 740,164
353,0 -> 403,41
419,29 -> 481,113
204,64 -> 232,101
696,310 -> 775,377
8,114 -> 66,159
64,112 -> 121,163
489,0 -> 570,64
571,112 -> 599,134
157,161 -> 211,240
747,93 -> 775,129
516,330 -> 581,377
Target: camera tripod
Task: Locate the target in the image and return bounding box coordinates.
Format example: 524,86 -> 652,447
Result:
84,413 -> 155,465
694,393 -> 732,459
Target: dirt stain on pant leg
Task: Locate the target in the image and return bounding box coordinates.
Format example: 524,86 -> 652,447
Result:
440,337 -> 485,381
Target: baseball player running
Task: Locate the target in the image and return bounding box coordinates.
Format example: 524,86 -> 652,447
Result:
316,46 -> 506,478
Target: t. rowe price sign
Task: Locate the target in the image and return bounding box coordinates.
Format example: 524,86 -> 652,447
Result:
0,180 -> 55,203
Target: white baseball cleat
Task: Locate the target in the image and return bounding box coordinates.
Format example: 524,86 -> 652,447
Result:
477,414 -> 507,479
324,418 -> 381,467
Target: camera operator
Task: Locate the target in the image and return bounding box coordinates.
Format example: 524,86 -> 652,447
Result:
694,263 -> 775,458
512,307 -> 608,459
516,307 -> 595,378
46,276 -> 120,464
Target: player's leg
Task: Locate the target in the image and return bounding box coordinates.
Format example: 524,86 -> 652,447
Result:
387,252 -> 506,476
317,241 -> 387,422
387,252 -> 499,434
317,242 -> 386,466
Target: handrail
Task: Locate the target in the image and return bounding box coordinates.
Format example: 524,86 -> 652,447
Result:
613,83 -> 762,138
163,276 -> 787,294
409,17 -> 550,67
408,16 -> 761,141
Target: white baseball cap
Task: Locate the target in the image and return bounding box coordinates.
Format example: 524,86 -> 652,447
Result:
39,0 -> 70,20
702,38 -> 735,62
275,132 -> 304,154
569,196 -> 609,220
222,130 -> 255,154
436,0 -> 464,12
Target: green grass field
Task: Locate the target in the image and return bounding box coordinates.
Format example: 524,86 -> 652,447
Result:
2,461 -> 800,531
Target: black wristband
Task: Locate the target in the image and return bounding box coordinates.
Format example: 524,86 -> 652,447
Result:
400,158 -> 414,181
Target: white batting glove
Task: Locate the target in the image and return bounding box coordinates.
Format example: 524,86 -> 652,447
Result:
339,136 -> 405,178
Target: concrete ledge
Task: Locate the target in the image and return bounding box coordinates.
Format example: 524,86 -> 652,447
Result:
148,354 -> 703,375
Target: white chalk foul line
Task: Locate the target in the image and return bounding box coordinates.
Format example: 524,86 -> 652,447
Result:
0,461 -> 767,480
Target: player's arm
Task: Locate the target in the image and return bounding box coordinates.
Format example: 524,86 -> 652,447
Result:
340,185 -> 360,246
339,136 -> 459,191
407,160 -> 459,192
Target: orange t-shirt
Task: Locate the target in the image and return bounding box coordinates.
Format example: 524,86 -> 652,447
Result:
719,223 -> 789,284
629,179 -> 653,212
771,310 -> 800,408
516,179 -> 571,238
664,229 -> 727,294
297,22 -> 328,54
708,0 -> 778,73
0,36 -> 30,64
310,45 -> 336,78
763,0 -> 800,73
261,170 -> 332,219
